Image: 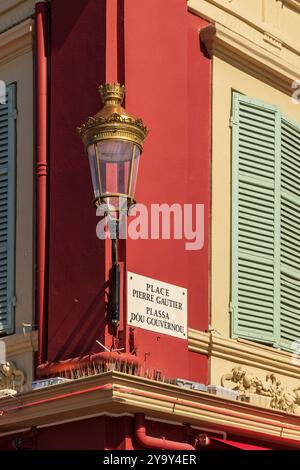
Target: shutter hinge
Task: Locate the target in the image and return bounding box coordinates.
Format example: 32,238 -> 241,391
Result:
229,302 -> 234,315
10,296 -> 17,308
229,117 -> 238,127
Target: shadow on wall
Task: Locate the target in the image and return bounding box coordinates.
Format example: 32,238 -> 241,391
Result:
51,281 -> 108,361
47,0 -> 107,361
51,0 -> 95,51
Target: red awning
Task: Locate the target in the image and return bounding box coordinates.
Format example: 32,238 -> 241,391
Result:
210,438 -> 271,450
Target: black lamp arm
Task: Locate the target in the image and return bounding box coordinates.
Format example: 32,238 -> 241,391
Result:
111,237 -> 120,326
108,217 -> 120,327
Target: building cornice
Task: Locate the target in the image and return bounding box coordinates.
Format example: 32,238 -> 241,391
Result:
0,0 -> 35,34
200,22 -> 300,95
188,329 -> 210,355
0,19 -> 34,66
188,329 -> 300,380
188,0 -> 300,51
0,372 -> 300,446
188,0 -> 300,94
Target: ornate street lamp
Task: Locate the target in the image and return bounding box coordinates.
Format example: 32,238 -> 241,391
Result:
77,83 -> 148,326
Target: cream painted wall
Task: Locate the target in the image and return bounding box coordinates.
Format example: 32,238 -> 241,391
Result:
0,51 -> 34,334
211,55 -> 300,337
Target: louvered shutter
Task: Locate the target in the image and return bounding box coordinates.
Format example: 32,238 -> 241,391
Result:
280,117 -> 300,351
231,93 -> 280,345
0,84 -> 16,335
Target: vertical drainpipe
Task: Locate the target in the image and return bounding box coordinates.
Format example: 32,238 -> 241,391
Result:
36,0 -> 48,365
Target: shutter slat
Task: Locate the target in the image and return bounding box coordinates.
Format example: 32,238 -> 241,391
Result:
239,129 -> 275,145
239,206 -> 274,220
239,146 -> 274,161
239,102 -> 276,121
239,140 -> 275,157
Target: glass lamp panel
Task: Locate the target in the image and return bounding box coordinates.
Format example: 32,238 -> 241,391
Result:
128,147 -> 140,197
87,145 -> 100,199
96,141 -> 141,209
98,140 -> 133,163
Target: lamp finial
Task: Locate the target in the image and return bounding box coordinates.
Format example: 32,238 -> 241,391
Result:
99,83 -> 125,105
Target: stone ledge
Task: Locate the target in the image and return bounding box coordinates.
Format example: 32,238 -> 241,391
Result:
188,329 -> 300,380
0,371 -> 300,447
0,19 -> 34,66
1,330 -> 38,358
0,1 -> 35,35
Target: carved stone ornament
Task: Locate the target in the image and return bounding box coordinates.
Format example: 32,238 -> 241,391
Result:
0,361 -> 26,393
221,366 -> 300,414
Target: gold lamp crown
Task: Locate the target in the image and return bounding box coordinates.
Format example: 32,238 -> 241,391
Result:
99,83 -> 125,104
77,82 -> 148,150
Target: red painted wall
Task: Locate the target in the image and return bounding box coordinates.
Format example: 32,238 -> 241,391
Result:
124,1 -> 211,382
34,416 -> 196,450
47,0 -> 210,385
47,0 -> 107,360
7,416 -> 286,450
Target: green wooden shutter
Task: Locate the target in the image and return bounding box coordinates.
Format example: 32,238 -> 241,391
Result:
0,84 -> 16,335
280,117 -> 300,351
231,93 -> 280,345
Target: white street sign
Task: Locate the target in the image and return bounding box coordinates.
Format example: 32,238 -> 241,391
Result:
127,272 -> 187,340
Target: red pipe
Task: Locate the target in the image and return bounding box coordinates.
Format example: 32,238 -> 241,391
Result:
135,413 -> 195,450
36,352 -> 141,378
36,1 -> 48,365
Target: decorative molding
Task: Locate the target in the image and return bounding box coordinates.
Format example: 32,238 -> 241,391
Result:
282,0 -> 300,12
187,329 -> 210,355
0,389 -> 17,398
0,372 -> 300,446
2,331 -> 38,357
200,23 -> 300,94
263,32 -> 282,50
0,0 -> 35,34
0,361 -> 26,392
221,366 -> 300,414
0,19 -> 34,66
188,329 -> 300,380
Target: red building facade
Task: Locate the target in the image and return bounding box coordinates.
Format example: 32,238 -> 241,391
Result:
47,0 -> 210,381
20,0 -> 210,450
1,0 -> 300,451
